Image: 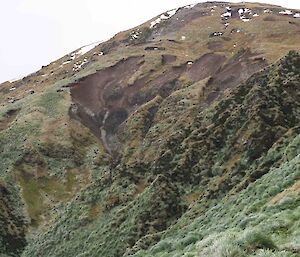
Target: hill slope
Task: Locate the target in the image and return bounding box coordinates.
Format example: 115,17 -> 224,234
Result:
0,2 -> 300,257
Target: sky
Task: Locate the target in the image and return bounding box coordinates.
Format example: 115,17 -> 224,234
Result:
1,0 -> 300,83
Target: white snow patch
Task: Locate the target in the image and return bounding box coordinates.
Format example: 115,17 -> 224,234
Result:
213,32 -> 223,36
76,42 -> 100,56
238,8 -> 255,21
221,11 -> 232,18
294,13 -> 300,18
150,18 -> 161,28
69,40 -> 104,60
130,30 -> 142,40
264,9 -> 272,13
279,10 -> 293,15
244,8 -> 252,14
62,60 -> 71,65
8,76 -> 23,83
73,58 -> 89,72
160,14 -> 169,20
184,3 -> 196,9
167,9 -> 177,17
70,53 -> 77,60
150,8 -> 178,28
241,18 -> 251,22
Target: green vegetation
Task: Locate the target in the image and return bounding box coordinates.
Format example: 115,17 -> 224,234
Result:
0,2 -> 300,257
18,52 -> 300,257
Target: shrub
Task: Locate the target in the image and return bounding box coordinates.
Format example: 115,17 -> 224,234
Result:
238,229 -> 277,252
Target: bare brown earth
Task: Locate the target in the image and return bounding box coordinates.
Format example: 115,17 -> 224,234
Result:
69,56 -> 144,150
186,53 -> 226,81
1,3 -> 300,255
204,49 -> 267,103
162,54 -> 177,64
69,48 -> 267,154
70,56 -> 187,153
0,108 -> 20,132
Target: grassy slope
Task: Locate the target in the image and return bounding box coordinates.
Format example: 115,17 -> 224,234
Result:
0,2 -> 300,257
132,130 -> 300,256
21,52 -> 300,257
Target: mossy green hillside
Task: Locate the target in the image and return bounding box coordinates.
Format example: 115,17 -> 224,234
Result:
19,52 -> 300,257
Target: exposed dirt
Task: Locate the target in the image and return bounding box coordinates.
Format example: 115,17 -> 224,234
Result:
204,49 -> 267,104
207,41 -> 224,51
162,54 -> 177,65
126,65 -> 186,105
0,108 -> 20,132
70,47 -> 267,155
263,16 -> 278,22
70,56 -> 186,154
269,180 -> 300,205
70,56 -> 144,148
71,56 -> 144,113
144,46 -> 165,51
186,53 -> 226,82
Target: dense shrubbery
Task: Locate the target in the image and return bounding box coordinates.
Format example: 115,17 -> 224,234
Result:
18,52 -> 300,257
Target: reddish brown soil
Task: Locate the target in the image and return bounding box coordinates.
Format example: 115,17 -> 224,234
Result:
263,16 -> 278,22
207,41 -> 224,51
186,53 -> 226,81
0,108 -> 20,132
71,56 -> 144,113
162,55 -> 177,65
70,56 -> 186,154
204,49 -> 267,104
70,56 -> 143,147
145,46 -> 165,51
70,47 -> 267,154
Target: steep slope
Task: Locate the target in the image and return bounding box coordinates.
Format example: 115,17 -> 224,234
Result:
0,2 -> 300,257
21,50 -> 300,257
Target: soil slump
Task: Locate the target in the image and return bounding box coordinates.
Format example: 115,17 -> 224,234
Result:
204,49 -> 268,104
70,56 -> 186,154
70,47 -> 267,155
162,54 -> 177,65
70,56 -> 143,154
186,53 -> 226,81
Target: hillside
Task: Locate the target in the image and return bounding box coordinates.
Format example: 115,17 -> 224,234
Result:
0,2 -> 300,257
